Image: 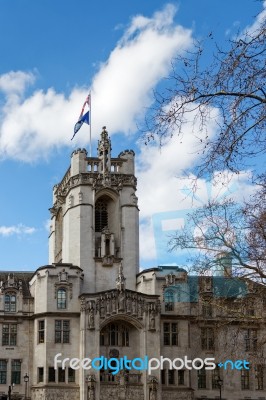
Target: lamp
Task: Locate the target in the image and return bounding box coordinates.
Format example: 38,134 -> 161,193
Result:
24,373 -> 29,399
216,377 -> 223,400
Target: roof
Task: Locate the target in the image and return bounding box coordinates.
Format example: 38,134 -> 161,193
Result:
0,271 -> 33,298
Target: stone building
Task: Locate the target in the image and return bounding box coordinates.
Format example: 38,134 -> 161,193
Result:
0,127 -> 265,400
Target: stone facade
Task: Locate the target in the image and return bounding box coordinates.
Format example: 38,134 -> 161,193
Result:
0,127 -> 265,400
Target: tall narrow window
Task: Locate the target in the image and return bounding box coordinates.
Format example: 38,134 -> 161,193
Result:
161,370 -> 166,385
4,293 -> 16,312
178,370 -> 185,385
201,327 -> 214,350
109,324 -> 119,346
121,325 -> 129,346
244,329 -> 257,351
168,370 -> 175,385
58,367 -> 65,383
55,320 -> 70,343
165,290 -> 174,311
11,360 -> 21,384
212,366 -> 221,389
95,199 -> 108,232
48,367 -> 56,383
57,288 -> 67,309
163,323 -> 178,346
55,209 -> 63,263
198,368 -> 206,389
38,320 -> 45,343
0,360 -> 7,384
2,324 -> 17,346
68,368 -> 75,383
256,365 -> 264,390
38,367 -> 44,383
241,369 -> 250,390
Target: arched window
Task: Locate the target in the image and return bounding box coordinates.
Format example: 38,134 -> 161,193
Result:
100,323 -> 130,346
57,288 -> 67,309
4,293 -> 16,312
95,199 -> 108,232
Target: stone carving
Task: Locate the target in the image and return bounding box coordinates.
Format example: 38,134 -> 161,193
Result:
55,171 -> 137,199
112,292 -> 117,313
132,295 -> 137,315
68,195 -> 74,207
106,295 -> 111,315
100,386 -> 144,400
165,273 -> 176,286
78,191 -> 83,203
138,299 -> 144,318
58,270 -> 68,282
80,297 -> 86,312
32,388 -> 79,400
116,264 -> 126,292
100,295 -> 105,317
88,301 -> 95,329
87,374 -> 96,400
118,291 -> 125,312
92,289 -> 159,323
148,304 -> 156,331
131,193 -> 138,206
126,294 -> 132,313
148,376 -> 158,400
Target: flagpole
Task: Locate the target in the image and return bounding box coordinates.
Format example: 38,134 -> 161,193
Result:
89,91 -> 92,157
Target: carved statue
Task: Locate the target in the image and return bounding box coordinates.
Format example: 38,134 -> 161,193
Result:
126,295 -> 132,313
149,309 -> 156,330
88,308 -> 95,329
100,296 -> 105,317
112,293 -> 116,313
132,296 -> 137,315
118,291 -> 125,311
150,388 -> 157,400
106,295 -> 111,315
88,386 -> 95,400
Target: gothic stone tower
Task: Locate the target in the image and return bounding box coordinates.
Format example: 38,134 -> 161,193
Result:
48,126 -> 139,292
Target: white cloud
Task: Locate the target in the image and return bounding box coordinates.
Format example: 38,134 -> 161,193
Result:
139,218 -> 157,261
0,224 -> 36,237
0,71 -> 35,97
0,4 -> 192,162
136,116 -> 255,264
91,4 -> 192,135
243,0 -> 266,36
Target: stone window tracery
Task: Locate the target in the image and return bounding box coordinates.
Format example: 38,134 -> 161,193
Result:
95,200 -> 108,232
4,292 -> 16,312
100,323 -> 130,347
57,288 -> 67,309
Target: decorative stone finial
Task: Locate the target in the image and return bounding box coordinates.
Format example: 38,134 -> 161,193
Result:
116,263 -> 126,292
98,126 -> 112,173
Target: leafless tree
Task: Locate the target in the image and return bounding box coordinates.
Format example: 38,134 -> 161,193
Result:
145,16 -> 266,179
169,179 -> 266,283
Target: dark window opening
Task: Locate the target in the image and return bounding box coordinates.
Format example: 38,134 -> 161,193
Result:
68,367 -> 75,383
0,360 -> 7,384
38,367 -> 44,383
58,367 -> 65,383
48,367 -> 56,382
95,200 -> 108,232
38,320 -> 45,344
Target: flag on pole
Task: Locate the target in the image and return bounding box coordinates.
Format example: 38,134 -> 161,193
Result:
71,94 -> 90,140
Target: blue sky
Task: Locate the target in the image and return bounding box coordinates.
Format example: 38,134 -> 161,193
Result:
0,0 -> 264,271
